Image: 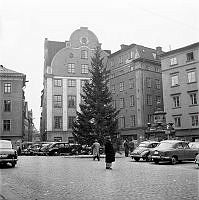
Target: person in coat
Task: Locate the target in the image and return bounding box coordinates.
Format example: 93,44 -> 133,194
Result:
92,139 -> 100,161
104,136 -> 115,170
123,139 -> 129,157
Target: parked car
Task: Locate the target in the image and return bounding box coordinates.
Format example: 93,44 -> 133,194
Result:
195,154 -> 199,166
150,140 -> 198,165
41,142 -> 74,156
0,140 -> 18,167
130,141 -> 160,161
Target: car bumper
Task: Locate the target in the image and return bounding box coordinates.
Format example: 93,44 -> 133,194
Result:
151,155 -> 171,161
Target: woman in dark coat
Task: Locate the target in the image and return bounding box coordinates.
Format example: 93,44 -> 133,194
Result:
104,136 -> 115,169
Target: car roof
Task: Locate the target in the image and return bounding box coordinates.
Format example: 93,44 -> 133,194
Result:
0,140 -> 12,144
160,140 -> 187,143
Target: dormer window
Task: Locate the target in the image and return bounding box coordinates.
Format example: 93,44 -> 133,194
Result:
186,52 -> 194,62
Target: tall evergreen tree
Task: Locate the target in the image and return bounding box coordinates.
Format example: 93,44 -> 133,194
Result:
72,47 -> 119,145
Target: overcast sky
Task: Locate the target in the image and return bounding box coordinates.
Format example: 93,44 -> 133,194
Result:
0,0 -> 199,130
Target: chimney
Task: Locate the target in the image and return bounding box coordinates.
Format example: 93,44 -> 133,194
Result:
156,46 -> 163,55
120,44 -> 128,50
0,65 -> 4,71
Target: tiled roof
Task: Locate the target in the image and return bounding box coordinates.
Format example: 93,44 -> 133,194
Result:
0,65 -> 25,77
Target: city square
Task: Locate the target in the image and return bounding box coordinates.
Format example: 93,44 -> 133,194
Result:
0,156 -> 198,200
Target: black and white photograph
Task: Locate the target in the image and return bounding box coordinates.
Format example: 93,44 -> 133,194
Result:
0,0 -> 199,199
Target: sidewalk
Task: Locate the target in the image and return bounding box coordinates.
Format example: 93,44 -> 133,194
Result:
64,152 -> 125,158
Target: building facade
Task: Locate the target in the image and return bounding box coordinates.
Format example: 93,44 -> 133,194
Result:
107,44 -> 163,142
0,65 -> 26,148
161,42 -> 199,141
40,27 -> 110,142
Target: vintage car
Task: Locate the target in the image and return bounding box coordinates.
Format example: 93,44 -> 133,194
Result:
0,140 -> 18,167
130,141 -> 160,161
150,140 -> 198,165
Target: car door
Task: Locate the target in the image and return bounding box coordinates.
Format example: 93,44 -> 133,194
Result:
175,142 -> 184,160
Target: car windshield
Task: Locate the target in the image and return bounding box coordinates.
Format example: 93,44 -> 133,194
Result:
157,142 -> 174,149
40,143 -> 53,150
138,142 -> 149,148
0,141 -> 12,149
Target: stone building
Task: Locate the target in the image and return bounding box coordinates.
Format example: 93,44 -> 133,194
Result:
161,42 -> 199,141
107,44 -> 163,142
40,27 -> 110,142
0,65 -> 26,148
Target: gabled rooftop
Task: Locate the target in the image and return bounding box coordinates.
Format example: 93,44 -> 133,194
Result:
0,65 -> 25,77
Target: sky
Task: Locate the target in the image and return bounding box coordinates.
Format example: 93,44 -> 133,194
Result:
0,0 -> 199,130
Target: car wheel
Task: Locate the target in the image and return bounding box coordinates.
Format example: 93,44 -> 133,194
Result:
53,151 -> 59,156
146,156 -> 152,162
11,161 -> 16,167
134,158 -> 140,162
153,159 -> 159,164
171,156 -> 177,165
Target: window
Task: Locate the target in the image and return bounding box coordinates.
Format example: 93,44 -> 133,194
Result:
174,116 -> 181,127
171,75 -> 179,86
186,52 -> 194,62
54,137 -> 62,142
68,63 -> 75,73
4,83 -> 11,93
155,96 -> 161,105
187,71 -> 196,83
173,96 -> 180,108
130,115 -> 136,127
110,60 -> 114,67
81,64 -> 89,74
54,116 -> 62,129
129,78 -> 135,89
110,73 -> 115,79
54,95 -> 62,108
68,116 -> 76,129
54,79 -> 62,87
147,94 -> 152,105
191,115 -> 199,127
120,116 -> 125,128
119,56 -> 123,64
190,93 -> 197,105
68,95 -> 76,108
4,100 -> 11,112
170,57 -> 177,65
111,85 -> 115,93
147,114 -> 153,123
120,98 -> 125,109
146,78 -> 152,88
155,79 -> 161,89
3,120 -> 11,131
68,79 -> 76,87
119,82 -> 124,92
81,80 -> 88,88
130,95 -> 135,107
81,50 -> 88,59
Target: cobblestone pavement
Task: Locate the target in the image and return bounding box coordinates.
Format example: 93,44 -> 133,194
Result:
0,156 -> 198,200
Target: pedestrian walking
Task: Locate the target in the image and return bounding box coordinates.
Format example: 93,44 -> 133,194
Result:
92,139 -> 100,161
124,139 -> 129,157
128,140 -> 135,153
104,136 -> 115,170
